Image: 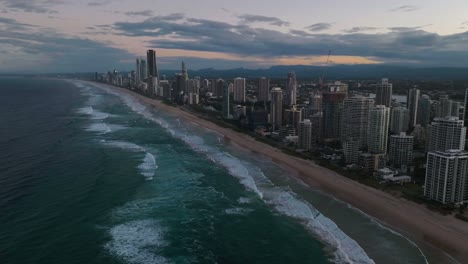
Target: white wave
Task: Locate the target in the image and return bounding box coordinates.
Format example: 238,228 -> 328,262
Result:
224,207 -> 254,215
86,123 -> 126,134
105,219 -> 168,264
102,140 -> 146,152
237,197 -> 251,204
139,153 -> 158,180
77,106 -> 111,120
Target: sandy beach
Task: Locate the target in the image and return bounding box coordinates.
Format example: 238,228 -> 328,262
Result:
109,84 -> 468,263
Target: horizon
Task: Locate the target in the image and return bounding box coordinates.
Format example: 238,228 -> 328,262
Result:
1,1 -> 468,72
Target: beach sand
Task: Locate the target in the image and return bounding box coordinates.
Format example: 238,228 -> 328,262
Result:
108,84 -> 468,264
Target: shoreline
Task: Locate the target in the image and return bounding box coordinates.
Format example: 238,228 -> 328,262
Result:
100,83 -> 467,263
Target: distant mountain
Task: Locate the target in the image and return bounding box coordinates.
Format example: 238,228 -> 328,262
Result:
158,65 -> 468,80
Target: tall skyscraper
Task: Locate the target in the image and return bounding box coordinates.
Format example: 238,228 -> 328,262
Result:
390,106 -> 409,134
322,92 -> 346,141
298,119 -> 313,150
181,61 -> 188,80
258,77 -> 270,102
427,117 -> 466,152
284,72 -> 297,106
375,78 -> 393,107
417,94 -> 432,127
233,77 -> 246,103
407,88 -> 420,128
135,58 -> 141,83
424,150 -> 468,204
341,95 -> 374,148
270,87 -> 283,131
464,88 -> 468,128
146,49 -> 158,78
388,132 -> 414,171
368,105 -> 390,154
284,106 -> 302,133
223,84 -> 230,119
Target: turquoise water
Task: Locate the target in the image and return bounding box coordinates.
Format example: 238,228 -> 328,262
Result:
0,78 -> 429,263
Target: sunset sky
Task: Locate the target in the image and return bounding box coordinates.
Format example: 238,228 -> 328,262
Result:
1,0 -> 468,72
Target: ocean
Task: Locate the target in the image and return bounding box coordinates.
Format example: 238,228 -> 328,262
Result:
0,78 -> 429,264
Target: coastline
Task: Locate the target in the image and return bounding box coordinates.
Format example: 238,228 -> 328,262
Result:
102,84 -> 467,263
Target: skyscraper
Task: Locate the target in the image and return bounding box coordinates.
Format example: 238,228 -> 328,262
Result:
223,84 -> 230,119
258,77 -> 270,102
368,105 -> 390,154
298,119 -> 313,150
181,61 -> 188,80
233,77 -> 246,103
388,132 -> 414,171
417,94 -> 432,127
343,139 -> 361,164
341,95 -> 374,148
424,150 -> 468,204
464,88 -> 468,128
284,106 -> 302,133
322,92 -> 346,141
375,78 -> 393,107
270,87 -> 283,131
284,72 -> 297,106
407,88 -> 420,128
146,49 -> 158,78
390,107 -> 409,134
135,58 -> 141,83
427,117 -> 466,152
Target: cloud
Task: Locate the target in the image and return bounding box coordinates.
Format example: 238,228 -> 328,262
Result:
0,18 -> 134,72
390,5 -> 420,12
0,0 -> 63,13
306,23 -> 332,32
125,9 -> 153,17
111,15 -> 468,67
238,14 -> 290,27
343,27 -> 379,33
462,21 -> 468,26
87,0 -> 110,6
388,24 -> 432,32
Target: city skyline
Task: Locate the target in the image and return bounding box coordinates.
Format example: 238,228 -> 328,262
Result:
1,0 -> 468,73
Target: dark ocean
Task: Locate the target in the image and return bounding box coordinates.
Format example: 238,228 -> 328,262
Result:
0,78 -> 429,264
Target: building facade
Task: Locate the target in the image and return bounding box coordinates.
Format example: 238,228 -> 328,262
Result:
388,132 -> 414,171
368,105 -> 390,154
233,77 -> 246,103
375,78 -> 393,107
341,96 -> 374,148
390,106 -> 409,134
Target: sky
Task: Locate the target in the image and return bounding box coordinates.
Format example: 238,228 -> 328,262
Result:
1,0 -> 468,72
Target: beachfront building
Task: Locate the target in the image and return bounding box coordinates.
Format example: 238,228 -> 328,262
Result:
343,138 -> 360,164
388,133 -> 414,172
298,119 -> 313,150
427,117 -> 466,152
368,105 -> 390,154
424,150 -> 468,204
341,96 -> 374,149
407,88 -> 420,128
270,87 -> 283,131
375,78 -> 393,107
284,72 -> 297,106
284,106 -> 302,133
322,91 -> 346,142
233,77 -> 246,103
359,153 -> 386,173
223,84 -> 231,119
390,106 -> 409,134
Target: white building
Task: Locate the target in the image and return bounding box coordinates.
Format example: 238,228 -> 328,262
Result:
427,117 -> 466,152
341,95 -> 374,148
375,78 -> 393,107
424,150 -> 468,204
390,106 -> 409,134
270,87 -> 283,130
368,105 -> 390,154
407,88 -> 420,128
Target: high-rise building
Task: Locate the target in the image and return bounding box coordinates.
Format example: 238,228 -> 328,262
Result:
310,112 -> 322,144
216,79 -> 225,97
146,49 -> 158,78
407,88 -> 420,128
270,87 -> 283,131
173,73 -> 185,103
343,139 -> 360,164
284,72 -> 297,106
388,132 -> 414,171
464,88 -> 468,128
375,78 -> 393,107
223,84 -> 230,119
390,106 -> 409,134
368,105 -> 390,154
135,58 -> 141,83
424,150 -> 468,204
233,77 -> 246,103
258,77 -> 270,102
341,96 -> 374,148
181,61 -> 188,80
417,95 -> 432,127
427,117 -> 466,152
284,106 -> 302,132
298,119 -> 313,150
322,92 -> 346,141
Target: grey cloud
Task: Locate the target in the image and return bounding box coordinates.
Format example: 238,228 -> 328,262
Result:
238,14 -> 290,27
388,24 -> 432,32
88,0 -> 110,6
125,9 -> 153,17
112,16 -> 468,67
343,27 -> 378,33
306,23 -> 332,32
462,21 -> 468,25
0,0 -> 63,13
390,5 -> 420,12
